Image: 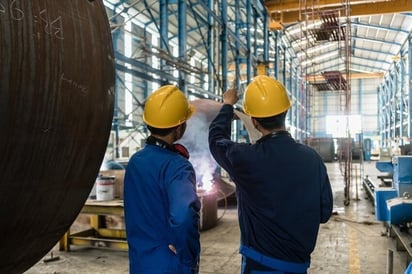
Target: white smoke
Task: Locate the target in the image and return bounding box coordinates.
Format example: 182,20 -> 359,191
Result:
179,112 -> 217,191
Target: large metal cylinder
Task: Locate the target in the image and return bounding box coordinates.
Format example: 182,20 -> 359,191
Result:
0,1 -> 115,273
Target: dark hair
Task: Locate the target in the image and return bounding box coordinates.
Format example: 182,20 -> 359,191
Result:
146,125 -> 178,136
254,111 -> 287,130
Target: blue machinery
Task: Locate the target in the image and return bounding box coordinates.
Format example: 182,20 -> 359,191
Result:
364,155 -> 412,268
374,156 -> 412,225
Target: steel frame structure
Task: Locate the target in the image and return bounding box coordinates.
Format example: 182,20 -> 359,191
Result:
378,34 -> 412,151
101,0 -> 311,159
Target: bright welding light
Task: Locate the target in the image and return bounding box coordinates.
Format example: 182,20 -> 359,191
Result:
198,173 -> 214,192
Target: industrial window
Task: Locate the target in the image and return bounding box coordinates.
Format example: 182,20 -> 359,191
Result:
326,115 -> 362,138
122,146 -> 129,158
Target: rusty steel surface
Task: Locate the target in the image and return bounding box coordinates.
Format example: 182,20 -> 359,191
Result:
0,1 -> 115,273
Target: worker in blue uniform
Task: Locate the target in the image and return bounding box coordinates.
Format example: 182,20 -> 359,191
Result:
124,85 -> 201,274
406,262 -> 412,274
208,75 -> 334,274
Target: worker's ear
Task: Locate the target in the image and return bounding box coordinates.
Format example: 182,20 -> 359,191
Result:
251,117 -> 259,131
175,122 -> 187,140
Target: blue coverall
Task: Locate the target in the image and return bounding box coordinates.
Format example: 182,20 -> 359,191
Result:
124,143 -> 201,274
209,104 -> 334,274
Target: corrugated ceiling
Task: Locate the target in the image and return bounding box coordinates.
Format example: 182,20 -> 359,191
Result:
104,0 -> 412,85
265,0 -> 412,83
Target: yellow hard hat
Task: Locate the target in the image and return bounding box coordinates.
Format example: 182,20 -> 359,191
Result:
143,85 -> 195,128
242,75 -> 291,117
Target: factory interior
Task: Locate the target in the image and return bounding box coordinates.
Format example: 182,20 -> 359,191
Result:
2,0 -> 412,273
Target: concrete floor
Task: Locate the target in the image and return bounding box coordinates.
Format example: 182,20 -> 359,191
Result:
26,162 -> 409,274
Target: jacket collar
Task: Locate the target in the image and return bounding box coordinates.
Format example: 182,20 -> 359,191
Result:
256,130 -> 291,143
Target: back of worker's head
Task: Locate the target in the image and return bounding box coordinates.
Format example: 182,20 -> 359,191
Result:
243,75 -> 291,130
143,85 -> 194,135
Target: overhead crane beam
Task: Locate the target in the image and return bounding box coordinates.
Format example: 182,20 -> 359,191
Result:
265,0 -> 389,12
266,0 -> 412,25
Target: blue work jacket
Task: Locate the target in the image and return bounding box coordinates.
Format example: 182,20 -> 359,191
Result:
209,104 -> 333,269
124,143 -> 201,274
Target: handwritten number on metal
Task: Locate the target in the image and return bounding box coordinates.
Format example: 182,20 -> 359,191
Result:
10,0 -> 24,20
0,1 -> 24,19
0,1 -> 63,40
39,9 -> 64,40
0,3 -> 5,15
50,16 -> 64,39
